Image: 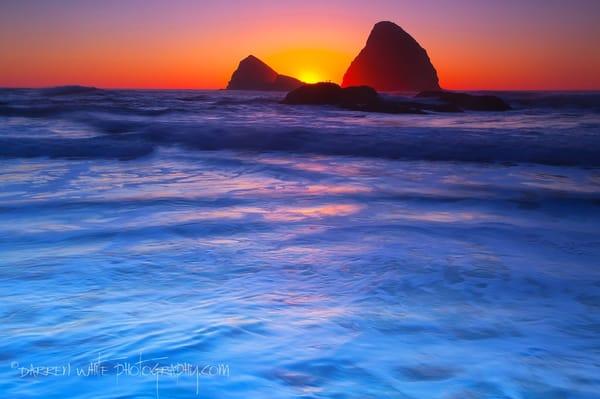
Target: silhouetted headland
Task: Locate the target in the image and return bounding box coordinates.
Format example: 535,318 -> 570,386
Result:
343,21 -> 440,92
227,55 -> 303,91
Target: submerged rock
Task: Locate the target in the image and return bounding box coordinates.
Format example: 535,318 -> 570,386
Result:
342,21 -> 441,92
227,55 -> 303,91
416,91 -> 511,111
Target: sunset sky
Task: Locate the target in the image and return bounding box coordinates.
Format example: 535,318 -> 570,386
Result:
1,0 -> 599,90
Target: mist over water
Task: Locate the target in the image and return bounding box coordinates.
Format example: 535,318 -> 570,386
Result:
1,88 -> 599,398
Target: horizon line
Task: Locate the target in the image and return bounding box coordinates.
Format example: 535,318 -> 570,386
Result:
2,85 -> 600,93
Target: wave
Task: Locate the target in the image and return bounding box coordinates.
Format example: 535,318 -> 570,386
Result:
1,89 -> 598,166
178,94 -> 210,101
212,97 -> 280,106
0,104 -> 175,119
0,136 -> 154,160
500,91 -> 600,111
1,121 -> 599,167
152,124 -> 600,167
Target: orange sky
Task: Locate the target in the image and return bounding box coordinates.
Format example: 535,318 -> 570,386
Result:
1,0 -> 599,90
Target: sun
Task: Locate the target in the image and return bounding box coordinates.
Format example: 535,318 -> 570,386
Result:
298,71 -> 323,84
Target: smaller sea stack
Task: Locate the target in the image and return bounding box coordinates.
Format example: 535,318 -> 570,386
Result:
227,55 -> 303,91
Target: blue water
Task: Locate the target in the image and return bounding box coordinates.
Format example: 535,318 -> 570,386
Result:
1,88 -> 599,398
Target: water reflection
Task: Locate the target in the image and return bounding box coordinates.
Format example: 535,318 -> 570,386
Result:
1,149 -> 599,398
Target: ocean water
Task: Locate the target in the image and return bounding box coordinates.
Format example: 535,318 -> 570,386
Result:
0,88 -> 599,398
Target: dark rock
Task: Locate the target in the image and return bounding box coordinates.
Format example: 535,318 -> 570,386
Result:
342,21 -> 440,92
417,91 -> 511,111
40,85 -> 101,96
283,84 -> 509,114
283,82 -> 346,105
227,55 -> 303,91
283,82 -> 382,108
338,86 -> 380,108
282,82 -> 424,114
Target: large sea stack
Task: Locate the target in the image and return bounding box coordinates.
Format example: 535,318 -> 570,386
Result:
342,21 -> 441,92
227,55 -> 303,91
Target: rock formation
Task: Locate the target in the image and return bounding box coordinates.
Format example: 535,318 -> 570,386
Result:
282,83 -> 424,114
283,82 -> 376,106
227,55 -> 303,91
40,85 -> 101,96
342,21 -> 441,92
283,83 -> 511,113
416,91 -> 511,111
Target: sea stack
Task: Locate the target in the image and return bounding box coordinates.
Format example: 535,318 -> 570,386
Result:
342,21 -> 441,92
227,55 -> 303,91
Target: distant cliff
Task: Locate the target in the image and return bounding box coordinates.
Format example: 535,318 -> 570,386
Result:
227,55 -> 304,91
342,21 -> 440,92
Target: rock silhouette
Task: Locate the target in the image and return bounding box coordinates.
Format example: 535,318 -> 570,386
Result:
283,83 -> 376,106
342,21 -> 441,92
283,83 -> 511,114
417,91 -> 511,111
227,55 -> 303,91
283,83 -> 425,114
40,85 -> 101,96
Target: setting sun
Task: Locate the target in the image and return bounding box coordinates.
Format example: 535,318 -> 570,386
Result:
264,48 -> 352,87
298,71 -> 323,84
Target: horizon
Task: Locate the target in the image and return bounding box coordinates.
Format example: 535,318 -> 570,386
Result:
1,1 -> 600,90
3,85 -> 600,93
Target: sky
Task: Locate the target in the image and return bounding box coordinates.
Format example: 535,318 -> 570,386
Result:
1,0 -> 599,90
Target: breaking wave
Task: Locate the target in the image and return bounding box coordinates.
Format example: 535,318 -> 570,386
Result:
0,88 -> 598,166
1,122 -> 598,166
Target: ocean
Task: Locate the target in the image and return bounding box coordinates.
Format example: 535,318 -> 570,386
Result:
1,87 -> 599,398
